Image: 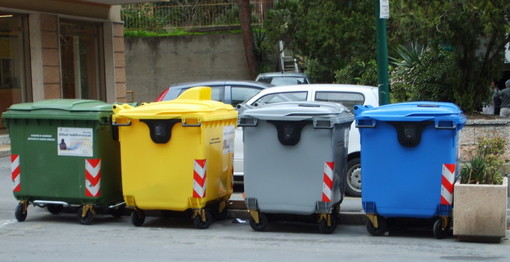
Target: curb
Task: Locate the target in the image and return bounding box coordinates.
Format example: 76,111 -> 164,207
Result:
0,145 -> 10,157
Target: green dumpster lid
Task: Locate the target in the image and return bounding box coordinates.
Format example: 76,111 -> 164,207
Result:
2,99 -> 113,121
8,99 -> 112,112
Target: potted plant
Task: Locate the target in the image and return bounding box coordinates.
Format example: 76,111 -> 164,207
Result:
453,136 -> 508,243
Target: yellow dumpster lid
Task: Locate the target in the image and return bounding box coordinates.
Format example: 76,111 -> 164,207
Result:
113,86 -> 238,121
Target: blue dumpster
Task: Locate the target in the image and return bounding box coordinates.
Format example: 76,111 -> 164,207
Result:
354,101 -> 466,238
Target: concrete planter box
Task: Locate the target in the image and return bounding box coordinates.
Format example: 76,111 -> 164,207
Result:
453,177 -> 508,243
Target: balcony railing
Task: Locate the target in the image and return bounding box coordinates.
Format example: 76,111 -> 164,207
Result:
121,0 -> 273,32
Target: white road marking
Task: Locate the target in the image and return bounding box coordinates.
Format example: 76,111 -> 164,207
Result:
0,219 -> 16,228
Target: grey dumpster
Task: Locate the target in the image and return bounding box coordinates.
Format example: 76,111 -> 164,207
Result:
239,101 -> 354,233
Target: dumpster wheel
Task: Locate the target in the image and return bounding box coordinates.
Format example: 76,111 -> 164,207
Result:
213,200 -> 229,220
318,213 -> 337,234
15,201 -> 28,222
433,216 -> 451,239
131,209 -> 145,227
110,204 -> 126,218
193,209 -> 213,229
249,211 -> 269,232
77,205 -> 95,225
366,215 -> 387,236
47,204 -> 64,215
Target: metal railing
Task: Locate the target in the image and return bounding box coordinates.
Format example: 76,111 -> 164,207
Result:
121,0 -> 273,32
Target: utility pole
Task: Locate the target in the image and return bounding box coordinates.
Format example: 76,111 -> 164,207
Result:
375,0 -> 390,105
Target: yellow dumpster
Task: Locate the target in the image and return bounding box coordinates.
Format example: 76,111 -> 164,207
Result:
113,87 -> 237,229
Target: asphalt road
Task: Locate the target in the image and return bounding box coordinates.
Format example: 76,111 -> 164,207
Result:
1,155 -> 510,261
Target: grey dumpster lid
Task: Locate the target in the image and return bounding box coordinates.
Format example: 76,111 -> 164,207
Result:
2,99 -> 113,121
240,101 -> 354,123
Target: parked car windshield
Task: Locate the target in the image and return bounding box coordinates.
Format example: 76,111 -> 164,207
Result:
174,86 -> 223,101
252,91 -> 308,106
231,86 -> 263,106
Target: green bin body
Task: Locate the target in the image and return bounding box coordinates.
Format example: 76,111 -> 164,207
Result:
2,99 -> 123,207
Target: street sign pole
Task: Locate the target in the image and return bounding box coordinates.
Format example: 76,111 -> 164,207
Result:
375,0 -> 390,105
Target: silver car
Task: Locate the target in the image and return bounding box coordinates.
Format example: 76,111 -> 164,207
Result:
154,80 -> 272,106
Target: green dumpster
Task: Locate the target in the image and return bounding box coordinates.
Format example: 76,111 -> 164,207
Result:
2,99 -> 124,225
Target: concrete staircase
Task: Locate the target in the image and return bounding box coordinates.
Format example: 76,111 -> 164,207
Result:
279,40 -> 299,73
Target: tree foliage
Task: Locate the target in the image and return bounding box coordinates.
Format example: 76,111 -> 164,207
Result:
264,0 -> 376,83
390,0 -> 510,113
263,0 -> 510,113
390,44 -> 457,102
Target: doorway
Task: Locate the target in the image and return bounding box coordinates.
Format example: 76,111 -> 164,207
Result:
0,13 -> 30,131
60,19 -> 105,100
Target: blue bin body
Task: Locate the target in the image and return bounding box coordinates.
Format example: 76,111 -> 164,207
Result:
355,102 -> 466,219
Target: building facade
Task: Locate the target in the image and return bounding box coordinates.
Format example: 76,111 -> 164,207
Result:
0,0 -> 155,130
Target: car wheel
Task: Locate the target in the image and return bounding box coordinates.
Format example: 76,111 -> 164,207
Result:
346,158 -> 362,197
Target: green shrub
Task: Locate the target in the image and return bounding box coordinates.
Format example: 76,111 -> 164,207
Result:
390,45 -> 457,102
334,59 -> 378,86
461,136 -> 506,185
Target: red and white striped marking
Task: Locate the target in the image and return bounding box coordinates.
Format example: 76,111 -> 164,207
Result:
11,154 -> 21,192
440,164 -> 455,205
322,162 -> 334,202
193,159 -> 207,198
85,159 -> 101,197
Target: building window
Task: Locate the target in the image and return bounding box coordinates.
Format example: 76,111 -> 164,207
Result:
60,20 -> 104,100
0,13 -> 30,131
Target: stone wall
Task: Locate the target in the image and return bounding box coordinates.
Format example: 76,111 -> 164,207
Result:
124,34 -> 251,103
459,118 -> 510,173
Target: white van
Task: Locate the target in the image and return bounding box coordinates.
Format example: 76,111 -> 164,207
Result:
235,84 -> 379,197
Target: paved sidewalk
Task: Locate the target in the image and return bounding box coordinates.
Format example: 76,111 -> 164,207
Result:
0,134 -> 9,157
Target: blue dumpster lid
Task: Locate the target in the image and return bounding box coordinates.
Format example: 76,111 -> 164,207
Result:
2,99 -> 113,121
354,101 -> 467,130
355,101 -> 466,121
240,101 -> 354,123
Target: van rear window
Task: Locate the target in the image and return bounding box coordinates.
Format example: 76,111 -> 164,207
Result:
315,92 -> 365,111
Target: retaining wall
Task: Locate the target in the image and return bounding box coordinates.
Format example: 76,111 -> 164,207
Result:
124,34 -> 251,103
459,118 -> 510,173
